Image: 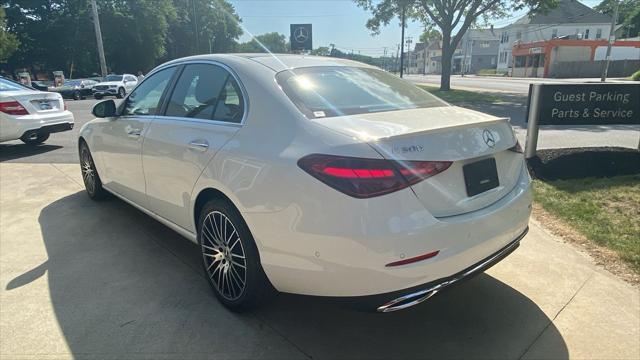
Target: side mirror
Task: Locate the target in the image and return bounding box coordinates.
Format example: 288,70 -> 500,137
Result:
92,99 -> 117,118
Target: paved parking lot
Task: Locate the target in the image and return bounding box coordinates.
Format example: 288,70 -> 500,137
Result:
0,99 -> 101,164
0,162 -> 638,359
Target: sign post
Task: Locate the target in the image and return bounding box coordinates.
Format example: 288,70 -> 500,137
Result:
524,83 -> 640,158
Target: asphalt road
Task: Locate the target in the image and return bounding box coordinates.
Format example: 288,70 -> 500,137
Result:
405,74 -> 630,94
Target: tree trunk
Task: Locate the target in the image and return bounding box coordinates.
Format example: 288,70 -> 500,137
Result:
440,30 -> 452,91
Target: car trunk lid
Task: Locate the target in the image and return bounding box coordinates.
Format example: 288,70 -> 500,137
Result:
312,106 -> 523,217
5,90 -> 64,115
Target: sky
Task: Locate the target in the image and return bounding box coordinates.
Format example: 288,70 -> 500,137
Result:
228,0 -> 603,56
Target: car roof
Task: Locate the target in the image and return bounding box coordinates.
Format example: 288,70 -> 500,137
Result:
161,53 -> 375,73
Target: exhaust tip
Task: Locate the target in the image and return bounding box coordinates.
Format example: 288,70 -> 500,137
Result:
377,286 -> 442,313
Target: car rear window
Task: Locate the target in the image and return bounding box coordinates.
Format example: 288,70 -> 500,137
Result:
275,66 -> 448,119
105,75 -> 123,81
0,78 -> 30,92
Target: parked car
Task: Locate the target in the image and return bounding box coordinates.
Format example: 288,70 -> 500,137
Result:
78,54 -> 531,312
50,79 -> 98,100
31,80 -> 53,92
92,74 -> 137,99
0,76 -> 74,145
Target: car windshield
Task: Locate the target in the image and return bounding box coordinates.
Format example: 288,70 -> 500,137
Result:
64,80 -> 83,86
276,66 -> 448,119
0,77 -> 31,92
105,75 -> 123,81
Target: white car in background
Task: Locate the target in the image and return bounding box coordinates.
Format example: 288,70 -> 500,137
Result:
78,54 -> 531,312
0,77 -> 74,145
92,74 -> 138,99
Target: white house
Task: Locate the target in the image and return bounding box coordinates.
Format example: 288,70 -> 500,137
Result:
496,0 -> 612,73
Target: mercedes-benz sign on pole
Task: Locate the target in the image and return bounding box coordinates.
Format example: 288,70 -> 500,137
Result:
290,24 -> 312,51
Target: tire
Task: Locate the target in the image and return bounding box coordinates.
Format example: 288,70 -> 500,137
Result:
21,132 -> 49,145
79,141 -> 108,200
116,87 -> 125,99
94,94 -> 103,100
73,90 -> 81,100
198,198 -> 273,312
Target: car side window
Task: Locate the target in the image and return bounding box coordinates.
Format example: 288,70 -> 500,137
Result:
122,67 -> 175,116
164,63 -> 244,123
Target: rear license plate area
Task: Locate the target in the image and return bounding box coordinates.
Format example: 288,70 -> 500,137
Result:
463,158 -> 499,197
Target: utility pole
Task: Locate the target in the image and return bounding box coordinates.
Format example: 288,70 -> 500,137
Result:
601,0 -> 619,82
400,4 -> 406,77
382,47 -> 388,71
90,0 -> 107,77
192,0 -> 200,54
407,37 -> 413,72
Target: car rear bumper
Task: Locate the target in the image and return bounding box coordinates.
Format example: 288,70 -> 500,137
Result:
245,160 -> 532,297
1,111 -> 75,142
20,122 -> 74,140
93,89 -> 118,96
374,228 -> 526,312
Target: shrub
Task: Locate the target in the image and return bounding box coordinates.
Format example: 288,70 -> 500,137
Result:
631,69 -> 640,81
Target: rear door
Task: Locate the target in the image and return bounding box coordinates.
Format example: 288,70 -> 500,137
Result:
98,66 -> 177,206
142,62 -> 245,230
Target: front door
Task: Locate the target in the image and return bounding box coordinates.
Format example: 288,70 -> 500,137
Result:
99,66 -> 177,206
142,62 -> 245,231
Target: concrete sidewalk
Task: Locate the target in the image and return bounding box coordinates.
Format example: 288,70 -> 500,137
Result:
1,163 -> 638,359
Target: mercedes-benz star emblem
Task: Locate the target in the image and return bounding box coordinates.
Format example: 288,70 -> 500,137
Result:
482,129 -> 496,148
294,27 -> 309,43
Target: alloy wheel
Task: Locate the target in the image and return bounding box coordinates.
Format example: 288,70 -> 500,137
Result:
201,211 -> 247,301
81,148 -> 96,195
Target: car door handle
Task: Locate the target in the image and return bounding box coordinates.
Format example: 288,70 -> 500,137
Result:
188,140 -> 209,151
125,127 -> 142,137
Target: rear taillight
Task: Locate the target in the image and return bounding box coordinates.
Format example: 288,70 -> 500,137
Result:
298,154 -> 451,198
0,101 -> 28,115
509,139 -> 523,153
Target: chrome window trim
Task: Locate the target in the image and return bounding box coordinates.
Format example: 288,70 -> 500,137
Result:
147,59 -> 249,126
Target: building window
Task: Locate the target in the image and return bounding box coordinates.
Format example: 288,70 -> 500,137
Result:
491,57 -> 496,65
552,29 -> 558,38
584,29 -> 590,39
596,28 -> 602,39
516,31 -> 522,40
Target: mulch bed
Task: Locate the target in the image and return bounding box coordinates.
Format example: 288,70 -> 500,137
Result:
527,147 -> 640,181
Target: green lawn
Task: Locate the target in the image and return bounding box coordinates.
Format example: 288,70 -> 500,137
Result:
418,85 -> 504,104
533,175 -> 640,273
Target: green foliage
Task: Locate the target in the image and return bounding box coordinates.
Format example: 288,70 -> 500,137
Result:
533,176 -> 640,273
1,0 -> 243,77
0,7 -> 19,63
354,0 -> 558,90
595,0 -> 640,38
419,28 -> 442,43
310,46 -> 331,56
632,69 -> 640,81
235,32 -> 288,53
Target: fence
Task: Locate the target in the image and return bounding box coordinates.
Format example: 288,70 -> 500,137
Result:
549,59 -> 640,78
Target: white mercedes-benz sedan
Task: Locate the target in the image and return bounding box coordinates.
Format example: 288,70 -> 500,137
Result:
1,77 -> 74,145
78,54 -> 532,312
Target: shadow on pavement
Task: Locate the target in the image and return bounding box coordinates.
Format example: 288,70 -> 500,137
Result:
25,191 -> 569,359
0,143 -> 63,162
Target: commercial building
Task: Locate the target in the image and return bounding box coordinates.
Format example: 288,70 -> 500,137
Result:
511,38 -> 640,77
496,0 -> 612,73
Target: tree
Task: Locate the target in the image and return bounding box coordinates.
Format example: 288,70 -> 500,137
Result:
310,46 -> 331,56
355,0 -> 558,90
236,32 -> 288,53
419,28 -> 442,43
2,0 -> 177,76
595,0 -> 640,38
165,0 -> 243,58
0,7 -> 19,63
